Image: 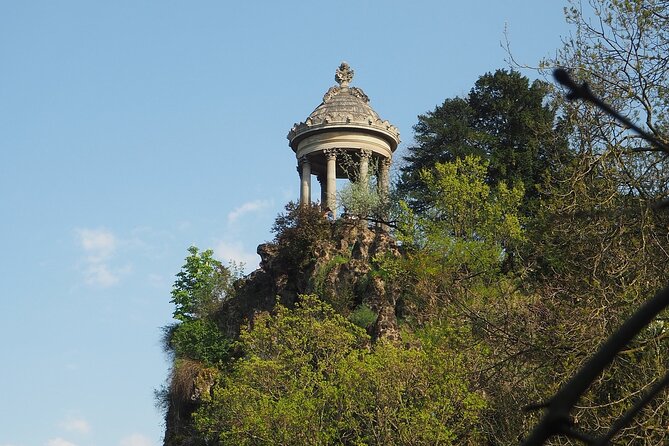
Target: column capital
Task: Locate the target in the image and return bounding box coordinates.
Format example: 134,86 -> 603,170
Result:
359,148 -> 372,159
380,156 -> 392,168
298,155 -> 311,166
323,148 -> 338,160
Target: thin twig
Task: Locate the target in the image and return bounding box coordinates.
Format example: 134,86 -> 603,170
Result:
553,69 -> 669,155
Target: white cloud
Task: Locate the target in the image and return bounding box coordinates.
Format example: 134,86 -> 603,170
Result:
214,240 -> 259,272
75,228 -> 123,287
77,228 -> 116,261
58,416 -> 91,434
227,199 -> 271,224
82,262 -> 119,287
46,439 -> 78,446
119,433 -> 154,446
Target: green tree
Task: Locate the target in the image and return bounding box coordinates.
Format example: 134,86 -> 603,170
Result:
168,319 -> 232,366
546,0 -> 669,199
161,246 -> 241,446
170,246 -> 236,322
513,1 -> 669,441
338,178 -> 384,220
164,246 -> 240,364
418,156 -> 524,246
399,69 -> 568,214
193,295 -> 485,445
271,202 -> 332,271
376,156 -> 528,351
396,156 -> 524,282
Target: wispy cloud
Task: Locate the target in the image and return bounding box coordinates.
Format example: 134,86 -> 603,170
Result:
58,416 -> 91,434
83,263 -> 120,287
76,228 -> 124,287
214,240 -> 259,272
227,199 -> 271,224
119,433 -> 154,446
46,439 -> 78,446
78,228 -> 116,260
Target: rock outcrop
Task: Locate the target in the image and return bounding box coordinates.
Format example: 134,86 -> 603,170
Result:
162,219 -> 403,445
218,219 -> 402,340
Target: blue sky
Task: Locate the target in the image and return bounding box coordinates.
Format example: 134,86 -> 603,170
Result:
1,1 -> 575,445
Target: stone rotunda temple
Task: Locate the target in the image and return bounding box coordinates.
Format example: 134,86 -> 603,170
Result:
287,62 -> 400,218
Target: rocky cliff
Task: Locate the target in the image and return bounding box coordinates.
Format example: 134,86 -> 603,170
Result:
163,217 -> 403,445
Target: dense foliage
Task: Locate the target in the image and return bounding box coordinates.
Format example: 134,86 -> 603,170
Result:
160,2 -> 669,444
398,69 -> 569,214
159,247 -> 239,445
170,246 -> 236,322
524,0 -> 669,441
271,201 -> 332,271
193,295 -> 485,446
165,247 -> 238,366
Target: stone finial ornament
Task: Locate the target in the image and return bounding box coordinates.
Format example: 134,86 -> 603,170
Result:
335,62 -> 354,87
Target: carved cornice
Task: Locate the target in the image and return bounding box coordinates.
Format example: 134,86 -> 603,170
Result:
288,117 -> 400,145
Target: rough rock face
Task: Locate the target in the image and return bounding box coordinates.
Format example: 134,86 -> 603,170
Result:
215,220 -> 402,341
374,304 -> 402,342
308,221 -> 403,341
163,220 -> 402,446
162,361 -> 218,446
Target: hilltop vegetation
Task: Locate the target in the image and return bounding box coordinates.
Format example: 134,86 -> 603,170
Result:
159,1 -> 669,444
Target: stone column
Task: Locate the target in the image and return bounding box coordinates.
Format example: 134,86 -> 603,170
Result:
317,175 -> 327,209
358,149 -> 371,191
299,156 -> 311,207
378,156 -> 391,198
378,157 -> 391,231
324,149 -> 337,218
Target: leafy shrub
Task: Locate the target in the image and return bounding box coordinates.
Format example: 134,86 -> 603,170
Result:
171,246 -> 237,321
193,295 -> 485,445
348,303 -> 377,329
170,319 -> 232,367
338,179 -> 384,219
271,202 -> 332,270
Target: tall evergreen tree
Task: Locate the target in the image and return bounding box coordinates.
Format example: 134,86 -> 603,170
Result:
398,69 -> 568,214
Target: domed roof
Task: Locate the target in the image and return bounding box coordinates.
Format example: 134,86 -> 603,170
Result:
287,63 -> 400,151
